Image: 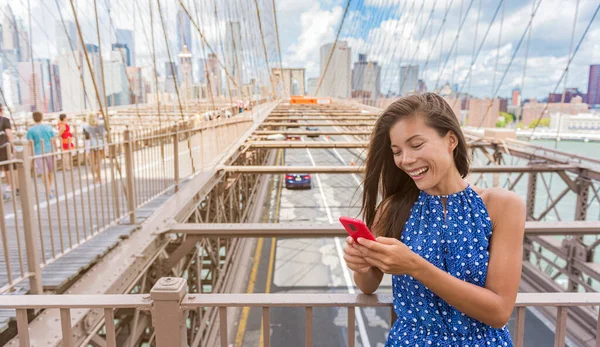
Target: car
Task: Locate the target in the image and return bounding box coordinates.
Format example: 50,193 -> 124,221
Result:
285,173 -> 311,189
288,119 -> 299,128
286,135 -> 301,141
306,126 -> 319,138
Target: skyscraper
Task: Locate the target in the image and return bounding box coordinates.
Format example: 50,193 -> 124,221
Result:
206,53 -> 220,98
587,64 -> 600,106
511,87 -> 521,106
2,5 -> 21,60
56,20 -> 78,54
352,53 -> 381,99
318,41 -> 351,98
115,29 -> 135,67
399,65 -> 419,95
176,5 -> 192,53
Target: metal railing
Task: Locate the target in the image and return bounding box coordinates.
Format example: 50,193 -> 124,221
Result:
0,115 -> 255,294
0,276 -> 597,347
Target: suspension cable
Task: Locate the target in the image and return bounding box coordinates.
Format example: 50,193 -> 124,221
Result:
315,0 -> 353,96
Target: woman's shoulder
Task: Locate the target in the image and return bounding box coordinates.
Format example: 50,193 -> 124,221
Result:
471,185 -> 525,225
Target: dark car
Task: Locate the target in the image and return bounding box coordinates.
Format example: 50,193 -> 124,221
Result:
306,126 -> 319,138
288,119 -> 299,128
285,173 -> 312,189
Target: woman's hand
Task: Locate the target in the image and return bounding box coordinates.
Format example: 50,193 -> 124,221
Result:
353,237 -> 422,276
343,236 -> 372,274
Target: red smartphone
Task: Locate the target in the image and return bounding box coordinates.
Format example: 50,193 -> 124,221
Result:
339,216 -> 377,242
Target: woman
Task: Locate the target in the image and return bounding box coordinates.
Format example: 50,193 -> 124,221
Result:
57,113 -> 74,170
343,93 -> 525,346
83,113 -> 105,183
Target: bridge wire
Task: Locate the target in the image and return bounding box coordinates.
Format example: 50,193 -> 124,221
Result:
314,0 -> 353,97
93,0 -> 109,114
517,0 -> 539,120
450,0 -> 464,92
68,0 -> 110,132
383,0 -> 416,96
388,1 -> 426,96
155,0 -> 196,172
177,0 -> 242,91
190,0 -> 217,112
446,0 -> 503,111
271,0 -> 285,97
544,0 -> 580,219
252,0 -> 276,97
212,0 -> 236,107
476,0 -> 546,130
399,0 -> 440,96
433,0 -> 475,91
420,0 -> 455,89
27,0 -> 37,110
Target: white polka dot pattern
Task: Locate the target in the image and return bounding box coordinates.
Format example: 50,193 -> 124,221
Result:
385,185 -> 513,346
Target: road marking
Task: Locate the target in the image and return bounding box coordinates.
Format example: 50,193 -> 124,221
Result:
304,140 -> 372,347
259,149 -> 283,346
235,150 -> 281,346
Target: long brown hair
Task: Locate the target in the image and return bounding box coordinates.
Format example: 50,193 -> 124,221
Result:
361,93 -> 470,239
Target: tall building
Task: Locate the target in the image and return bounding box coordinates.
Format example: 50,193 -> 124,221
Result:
1,6 -> 20,60
115,29 -> 135,67
511,87 -> 521,106
1,50 -> 20,108
176,4 -> 192,53
105,58 -> 130,106
58,44 -> 105,112
49,64 -> 61,112
351,54 -> 381,99
18,60 -> 46,112
318,41 -> 351,98
164,62 -> 178,94
588,65 -> 600,106
178,45 -> 193,101
126,67 -> 143,103
399,65 -> 419,95
467,98 -> 500,128
548,88 -> 586,104
196,58 -> 206,84
225,22 -> 242,96
206,53 -> 220,98
56,20 -> 78,54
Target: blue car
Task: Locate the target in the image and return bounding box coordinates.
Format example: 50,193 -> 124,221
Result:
285,173 -> 312,189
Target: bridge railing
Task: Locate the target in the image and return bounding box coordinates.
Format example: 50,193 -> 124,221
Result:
0,115 -> 255,294
1,276 -> 598,347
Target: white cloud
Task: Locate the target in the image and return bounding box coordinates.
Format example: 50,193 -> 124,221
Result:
286,4 -> 342,77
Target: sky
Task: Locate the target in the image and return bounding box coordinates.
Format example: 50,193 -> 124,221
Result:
3,0 -> 600,100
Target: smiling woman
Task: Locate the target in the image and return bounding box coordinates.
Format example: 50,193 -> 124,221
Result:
343,93 -> 526,347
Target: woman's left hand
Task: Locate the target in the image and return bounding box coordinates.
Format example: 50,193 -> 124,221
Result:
353,237 -> 422,276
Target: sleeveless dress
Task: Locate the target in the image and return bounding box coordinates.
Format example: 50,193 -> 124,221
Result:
386,184 -> 513,347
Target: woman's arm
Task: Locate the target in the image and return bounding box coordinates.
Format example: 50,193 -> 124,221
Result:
356,188 -> 525,328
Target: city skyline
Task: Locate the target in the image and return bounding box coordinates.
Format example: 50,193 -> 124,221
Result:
0,1 -> 598,112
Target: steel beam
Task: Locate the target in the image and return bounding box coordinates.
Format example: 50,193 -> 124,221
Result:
265,117 -> 377,121
260,122 -> 375,127
221,164 -> 580,174
254,130 -> 372,136
166,221 -> 600,237
248,141 -> 369,148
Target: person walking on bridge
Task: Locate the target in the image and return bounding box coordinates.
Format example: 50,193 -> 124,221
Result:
344,93 -> 525,346
83,113 -> 105,183
0,104 -> 16,200
57,113 -> 74,170
26,111 -> 57,198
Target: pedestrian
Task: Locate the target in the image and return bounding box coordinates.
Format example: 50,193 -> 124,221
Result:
83,113 -> 105,183
57,113 -> 74,170
344,93 -> 525,346
0,104 -> 16,200
26,111 -> 56,198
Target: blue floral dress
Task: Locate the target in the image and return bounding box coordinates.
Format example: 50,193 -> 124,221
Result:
386,185 -> 513,346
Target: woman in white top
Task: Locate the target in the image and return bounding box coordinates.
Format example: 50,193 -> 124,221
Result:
83,113 -> 105,183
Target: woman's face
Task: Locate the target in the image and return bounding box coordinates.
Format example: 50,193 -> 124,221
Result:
389,116 -> 458,192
